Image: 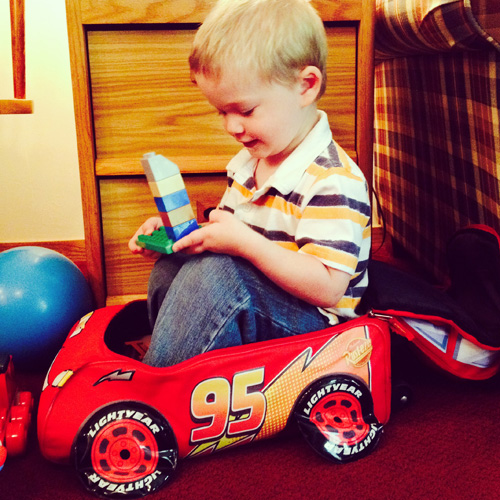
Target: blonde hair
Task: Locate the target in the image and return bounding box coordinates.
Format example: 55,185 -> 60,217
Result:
189,0 -> 328,98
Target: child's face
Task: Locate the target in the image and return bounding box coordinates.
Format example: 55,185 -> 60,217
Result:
195,71 -> 315,166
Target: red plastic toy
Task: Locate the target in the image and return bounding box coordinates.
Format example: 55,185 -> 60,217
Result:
38,227 -> 500,498
0,353 -> 33,471
37,301 -> 393,498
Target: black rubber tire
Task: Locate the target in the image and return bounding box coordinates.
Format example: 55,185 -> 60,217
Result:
74,401 -> 178,498
294,375 -> 384,463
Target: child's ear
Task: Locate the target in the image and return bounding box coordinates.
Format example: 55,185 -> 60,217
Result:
298,66 -> 322,106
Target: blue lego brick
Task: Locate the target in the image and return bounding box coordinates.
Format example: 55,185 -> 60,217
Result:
165,219 -> 199,240
136,228 -> 175,254
141,152 -> 179,183
154,189 -> 191,213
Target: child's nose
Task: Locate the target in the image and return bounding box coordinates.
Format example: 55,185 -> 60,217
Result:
224,114 -> 244,136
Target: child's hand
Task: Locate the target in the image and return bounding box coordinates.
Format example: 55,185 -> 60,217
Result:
173,209 -> 256,256
128,216 -> 163,259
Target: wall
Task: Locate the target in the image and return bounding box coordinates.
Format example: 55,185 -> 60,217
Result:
0,0 -> 83,243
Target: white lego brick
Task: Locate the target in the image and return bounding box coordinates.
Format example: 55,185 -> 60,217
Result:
148,173 -> 186,198
141,152 -> 179,183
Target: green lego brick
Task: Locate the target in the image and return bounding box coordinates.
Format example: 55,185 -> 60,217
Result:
136,228 -> 175,254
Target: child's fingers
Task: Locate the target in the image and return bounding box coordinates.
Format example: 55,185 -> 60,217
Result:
129,217 -> 163,256
172,228 -> 205,253
141,217 -> 162,236
129,236 -> 162,259
128,234 -> 144,253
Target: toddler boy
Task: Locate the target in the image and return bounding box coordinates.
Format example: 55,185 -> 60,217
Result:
129,0 -> 371,367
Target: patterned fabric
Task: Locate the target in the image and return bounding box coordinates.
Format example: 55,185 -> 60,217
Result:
472,0 -> 500,49
374,0 -> 500,281
375,0 -> 499,60
219,111 -> 372,323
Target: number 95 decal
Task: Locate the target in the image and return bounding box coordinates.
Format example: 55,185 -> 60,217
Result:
190,367 -> 267,444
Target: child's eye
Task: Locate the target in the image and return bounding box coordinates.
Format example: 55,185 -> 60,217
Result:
217,107 -> 254,117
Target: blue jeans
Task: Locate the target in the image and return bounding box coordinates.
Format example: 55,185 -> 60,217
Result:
143,253 -> 331,367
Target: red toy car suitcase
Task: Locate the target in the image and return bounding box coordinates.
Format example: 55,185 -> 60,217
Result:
37,225 -> 500,498
38,301 -> 394,498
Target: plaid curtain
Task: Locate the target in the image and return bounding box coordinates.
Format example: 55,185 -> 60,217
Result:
374,0 -> 500,281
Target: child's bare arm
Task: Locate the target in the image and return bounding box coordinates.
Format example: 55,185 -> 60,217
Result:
173,209 -> 350,308
244,235 -> 351,308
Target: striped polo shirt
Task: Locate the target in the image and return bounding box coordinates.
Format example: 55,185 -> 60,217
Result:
218,111 -> 371,324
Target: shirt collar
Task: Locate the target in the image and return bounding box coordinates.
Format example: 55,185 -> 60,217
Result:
226,110 -> 332,196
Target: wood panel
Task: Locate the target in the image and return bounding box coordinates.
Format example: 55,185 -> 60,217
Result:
80,0 -> 363,24
100,174 -> 227,301
321,27 -> 356,157
0,99 -> 33,114
88,29 -> 239,170
88,27 -> 356,175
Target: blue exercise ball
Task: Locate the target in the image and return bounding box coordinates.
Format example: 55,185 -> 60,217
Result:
0,246 -> 94,369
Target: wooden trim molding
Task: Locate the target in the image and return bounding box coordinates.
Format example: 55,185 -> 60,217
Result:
357,0 -> 375,192
79,0 -> 363,24
0,240 -> 87,273
66,0 -> 106,306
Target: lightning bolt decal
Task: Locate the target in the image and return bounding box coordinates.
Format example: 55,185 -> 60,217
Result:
187,416 -> 255,457
94,369 -> 135,386
257,326 -> 371,439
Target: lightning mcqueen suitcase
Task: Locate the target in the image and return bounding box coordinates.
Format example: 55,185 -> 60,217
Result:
38,302 -> 393,498
37,226 -> 500,498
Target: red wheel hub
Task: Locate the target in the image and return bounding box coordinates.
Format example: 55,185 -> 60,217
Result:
91,419 -> 159,483
310,392 -> 369,445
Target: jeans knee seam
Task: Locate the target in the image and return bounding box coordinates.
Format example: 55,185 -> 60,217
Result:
203,295 -> 251,353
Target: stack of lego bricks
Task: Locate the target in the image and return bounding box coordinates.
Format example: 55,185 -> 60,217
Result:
137,153 -> 199,253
